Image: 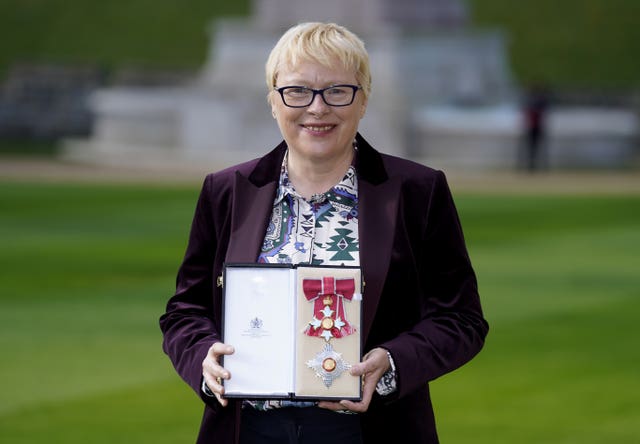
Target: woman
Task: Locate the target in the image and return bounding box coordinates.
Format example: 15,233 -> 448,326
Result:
160,22 -> 488,444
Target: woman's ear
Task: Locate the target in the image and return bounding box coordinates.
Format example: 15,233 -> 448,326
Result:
360,99 -> 368,119
269,94 -> 278,119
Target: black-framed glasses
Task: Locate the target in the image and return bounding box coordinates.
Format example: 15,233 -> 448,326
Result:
274,84 -> 361,108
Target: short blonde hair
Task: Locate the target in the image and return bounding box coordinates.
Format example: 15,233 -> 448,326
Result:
265,22 -> 371,101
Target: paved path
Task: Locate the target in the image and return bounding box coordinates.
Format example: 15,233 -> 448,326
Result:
1,156 -> 639,194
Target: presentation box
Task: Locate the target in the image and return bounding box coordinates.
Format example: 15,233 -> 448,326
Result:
221,263 -> 362,401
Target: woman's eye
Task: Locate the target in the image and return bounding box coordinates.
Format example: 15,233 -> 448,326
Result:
326,88 -> 347,96
287,88 -> 309,96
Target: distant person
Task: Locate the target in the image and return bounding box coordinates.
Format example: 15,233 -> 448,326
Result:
160,22 -> 488,444
522,85 -> 550,171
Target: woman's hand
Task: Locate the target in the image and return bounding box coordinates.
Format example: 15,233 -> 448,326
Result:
318,347 -> 390,413
202,342 -> 235,407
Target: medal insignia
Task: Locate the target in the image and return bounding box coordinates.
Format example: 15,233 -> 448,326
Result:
303,276 -> 358,387
303,277 -> 356,340
306,342 -> 350,388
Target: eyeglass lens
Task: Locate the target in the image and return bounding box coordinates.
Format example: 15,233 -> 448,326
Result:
278,86 -> 358,107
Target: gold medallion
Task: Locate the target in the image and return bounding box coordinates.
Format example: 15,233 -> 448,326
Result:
321,317 -> 334,330
307,343 -> 350,387
322,357 -> 337,372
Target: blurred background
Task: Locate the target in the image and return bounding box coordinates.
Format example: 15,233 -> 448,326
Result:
1,1 -> 639,443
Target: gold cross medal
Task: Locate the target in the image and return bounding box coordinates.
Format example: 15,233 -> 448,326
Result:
302,275 -> 358,389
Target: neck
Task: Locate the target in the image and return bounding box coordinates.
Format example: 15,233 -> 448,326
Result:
287,148 -> 354,199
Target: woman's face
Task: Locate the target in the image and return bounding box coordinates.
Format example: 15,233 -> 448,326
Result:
270,59 -> 367,163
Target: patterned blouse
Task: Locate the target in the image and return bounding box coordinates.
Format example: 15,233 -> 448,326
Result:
258,154 -> 359,266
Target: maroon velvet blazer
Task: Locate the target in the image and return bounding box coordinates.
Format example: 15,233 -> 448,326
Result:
160,133 -> 488,444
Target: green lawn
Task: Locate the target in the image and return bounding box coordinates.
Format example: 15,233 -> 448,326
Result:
0,179 -> 638,443
435,194 -> 640,443
469,0 -> 640,90
0,0 -> 251,78
1,0 -> 639,90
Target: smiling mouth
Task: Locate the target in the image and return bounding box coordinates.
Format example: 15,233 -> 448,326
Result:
303,125 -> 335,132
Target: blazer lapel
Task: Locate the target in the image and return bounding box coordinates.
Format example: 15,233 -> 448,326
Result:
226,172 -> 276,263
359,177 -> 401,341
225,140 -> 286,263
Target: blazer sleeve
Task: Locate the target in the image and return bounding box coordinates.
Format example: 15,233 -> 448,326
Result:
159,175 -> 223,408
380,170 -> 489,399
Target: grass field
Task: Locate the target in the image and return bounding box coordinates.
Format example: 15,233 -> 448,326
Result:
469,0 -> 640,90
0,178 -> 639,443
0,0 -> 250,77
0,0 -> 639,90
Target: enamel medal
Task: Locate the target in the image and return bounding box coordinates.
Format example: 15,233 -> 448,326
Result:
303,276 -> 356,387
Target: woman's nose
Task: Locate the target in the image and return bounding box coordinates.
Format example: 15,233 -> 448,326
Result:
307,92 -> 329,114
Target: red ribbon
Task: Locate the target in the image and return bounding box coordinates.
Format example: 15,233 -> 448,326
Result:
302,276 -> 356,339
